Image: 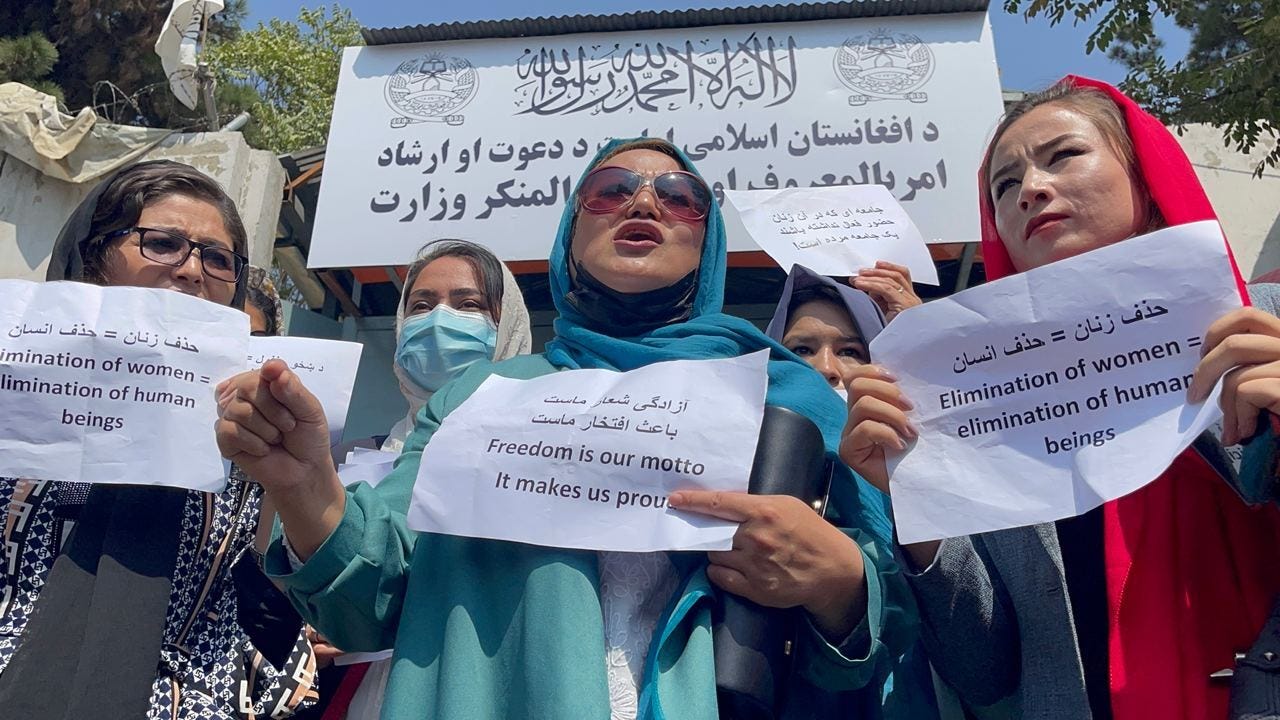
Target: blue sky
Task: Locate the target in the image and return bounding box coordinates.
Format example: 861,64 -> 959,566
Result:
243,0 -> 1190,92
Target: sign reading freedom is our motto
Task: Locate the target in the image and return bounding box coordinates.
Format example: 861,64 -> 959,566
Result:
0,281 -> 249,491
310,12 -> 1003,267
408,352 -> 769,552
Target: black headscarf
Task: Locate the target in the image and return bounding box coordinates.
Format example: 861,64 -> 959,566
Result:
0,160 -> 248,718
44,159 -> 249,307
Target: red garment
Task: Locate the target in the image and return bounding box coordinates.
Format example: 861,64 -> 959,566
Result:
978,75 -> 1280,720
319,661 -> 371,720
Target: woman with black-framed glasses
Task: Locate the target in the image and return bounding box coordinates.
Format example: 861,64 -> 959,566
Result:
102,226 -> 249,285
0,160 -> 318,720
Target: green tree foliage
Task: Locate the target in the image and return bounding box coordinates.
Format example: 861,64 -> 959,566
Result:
0,0 -> 247,128
205,5 -> 364,153
0,32 -> 63,100
1004,0 -> 1279,174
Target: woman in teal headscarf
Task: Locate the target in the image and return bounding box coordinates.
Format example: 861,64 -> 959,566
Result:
215,138 -> 913,719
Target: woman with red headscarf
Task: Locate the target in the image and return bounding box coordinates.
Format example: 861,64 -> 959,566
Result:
839,76 -> 1280,719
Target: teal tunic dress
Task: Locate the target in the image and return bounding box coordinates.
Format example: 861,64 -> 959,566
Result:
266,138 -> 917,719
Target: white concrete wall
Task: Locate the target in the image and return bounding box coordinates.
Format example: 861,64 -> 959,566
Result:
1174,123 -> 1280,280
0,131 -> 283,281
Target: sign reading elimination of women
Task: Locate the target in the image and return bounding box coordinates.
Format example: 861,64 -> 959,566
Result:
0,281 -> 248,491
871,222 -> 1240,544
408,352 -> 769,552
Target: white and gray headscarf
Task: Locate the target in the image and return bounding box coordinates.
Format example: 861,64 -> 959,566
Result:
382,240 -> 533,451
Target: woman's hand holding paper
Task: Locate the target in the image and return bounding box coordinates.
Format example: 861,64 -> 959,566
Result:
669,490 -> 867,639
216,358 -> 345,559
1189,307 -> 1280,446
837,363 -> 941,568
837,364 -> 915,495
852,261 -> 923,324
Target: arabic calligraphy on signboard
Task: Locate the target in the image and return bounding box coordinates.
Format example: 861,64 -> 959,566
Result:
514,35 -> 799,116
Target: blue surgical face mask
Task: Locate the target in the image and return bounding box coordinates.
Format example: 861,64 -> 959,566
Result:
396,304 -> 498,392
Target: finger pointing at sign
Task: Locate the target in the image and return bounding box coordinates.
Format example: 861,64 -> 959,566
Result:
668,490 -> 867,638
217,360 -> 327,471
216,359 -> 345,559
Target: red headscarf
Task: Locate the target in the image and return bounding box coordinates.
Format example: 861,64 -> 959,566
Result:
979,75 -> 1280,720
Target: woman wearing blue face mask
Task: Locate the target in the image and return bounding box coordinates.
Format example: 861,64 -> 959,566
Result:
307,239 -> 532,720
386,239 -> 533,453
216,138 -> 913,720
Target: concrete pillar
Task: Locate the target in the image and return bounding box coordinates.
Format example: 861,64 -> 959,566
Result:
1173,123 -> 1280,280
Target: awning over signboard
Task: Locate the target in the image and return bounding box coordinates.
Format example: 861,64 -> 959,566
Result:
361,1 -> 993,45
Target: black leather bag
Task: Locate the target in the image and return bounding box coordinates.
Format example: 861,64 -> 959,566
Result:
1188,428 -> 1280,719
713,406 -> 833,720
1230,593 -> 1280,720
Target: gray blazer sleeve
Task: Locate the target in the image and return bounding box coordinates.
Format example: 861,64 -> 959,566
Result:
897,535 -> 1019,707
1248,283 -> 1280,317
1224,283 -> 1280,504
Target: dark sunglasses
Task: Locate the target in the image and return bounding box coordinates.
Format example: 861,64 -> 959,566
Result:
106,226 -> 247,283
578,166 -> 712,222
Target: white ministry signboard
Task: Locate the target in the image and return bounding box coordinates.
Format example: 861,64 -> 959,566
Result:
310,12 -> 1003,267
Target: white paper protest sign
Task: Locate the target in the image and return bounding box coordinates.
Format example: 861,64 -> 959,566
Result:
337,448 -> 399,489
724,185 -> 940,285
870,221 -> 1238,544
0,280 -> 248,491
408,351 -> 770,551
334,650 -> 393,667
348,447 -> 398,464
247,336 -> 364,446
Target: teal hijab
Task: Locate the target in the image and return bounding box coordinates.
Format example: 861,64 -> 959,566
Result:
544,138 -> 892,546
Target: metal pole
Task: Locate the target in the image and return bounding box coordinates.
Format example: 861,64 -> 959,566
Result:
198,6 -> 218,130
954,243 -> 977,293
198,63 -> 218,130
384,267 -> 405,293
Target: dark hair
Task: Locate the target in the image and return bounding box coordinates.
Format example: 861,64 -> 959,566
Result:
83,161 -> 250,286
981,81 -> 1163,236
244,266 -> 282,336
404,239 -> 505,324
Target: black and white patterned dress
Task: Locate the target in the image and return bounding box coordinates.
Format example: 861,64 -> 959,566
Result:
0,474 -> 318,719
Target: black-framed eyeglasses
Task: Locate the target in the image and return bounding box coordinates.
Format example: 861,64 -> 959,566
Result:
106,227 -> 247,283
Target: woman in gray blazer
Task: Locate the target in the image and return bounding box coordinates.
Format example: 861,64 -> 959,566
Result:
840,76 -> 1280,720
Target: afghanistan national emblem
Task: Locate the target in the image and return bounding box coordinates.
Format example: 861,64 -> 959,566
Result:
833,30 -> 934,105
385,54 -> 479,127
